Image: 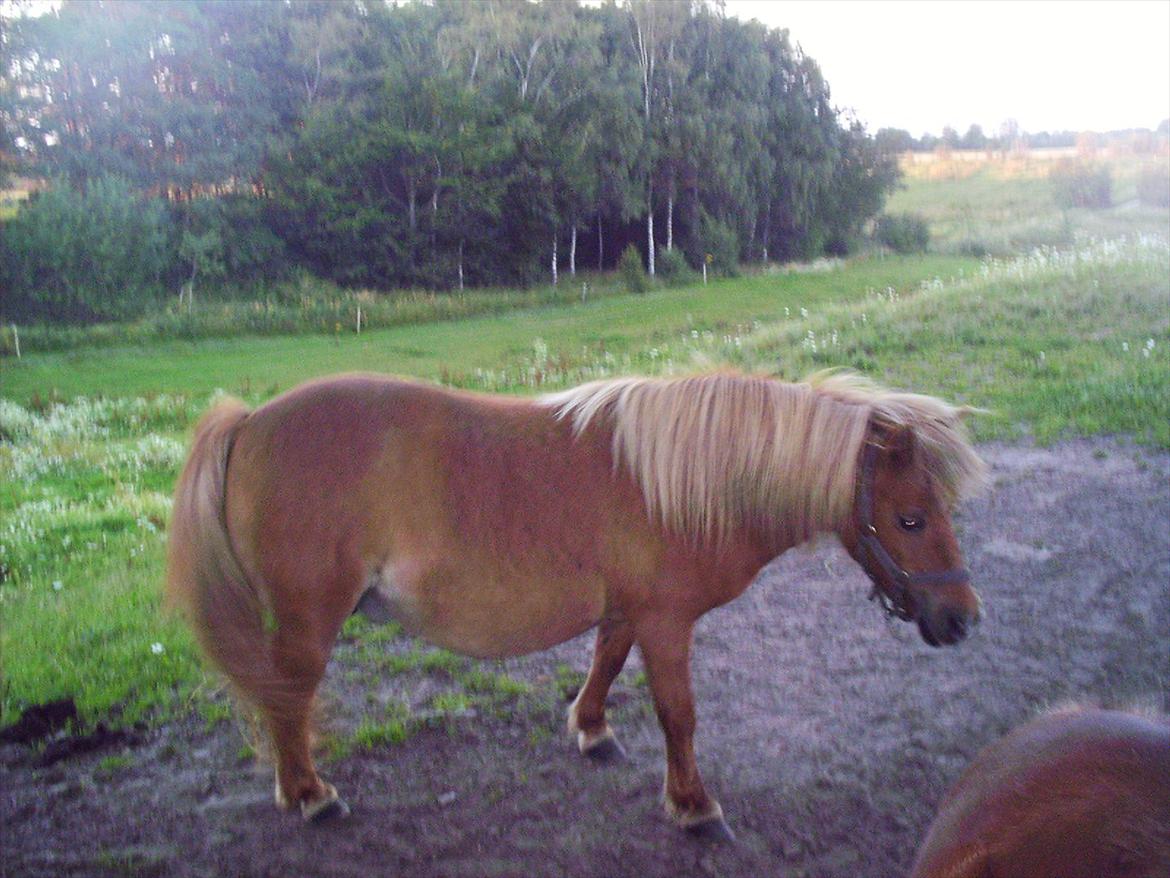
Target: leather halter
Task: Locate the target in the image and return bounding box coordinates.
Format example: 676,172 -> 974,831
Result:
857,442 -> 971,621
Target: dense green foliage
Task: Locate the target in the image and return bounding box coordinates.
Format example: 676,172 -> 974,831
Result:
1,0 -> 900,322
874,212 -> 930,254
0,176 -> 172,321
618,243 -> 648,293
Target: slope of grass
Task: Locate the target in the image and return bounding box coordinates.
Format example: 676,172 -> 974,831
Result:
1,255 -> 975,403
681,237 -> 1170,446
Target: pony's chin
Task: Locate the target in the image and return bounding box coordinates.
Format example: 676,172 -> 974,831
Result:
917,616 -> 944,648
918,613 -> 971,648
917,622 -> 945,650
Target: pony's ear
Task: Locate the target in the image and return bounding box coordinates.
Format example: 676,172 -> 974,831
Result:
873,422 -> 916,468
955,405 -> 986,422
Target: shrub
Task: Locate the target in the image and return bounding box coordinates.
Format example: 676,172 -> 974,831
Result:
698,213 -> 740,276
0,176 -> 174,322
619,244 -> 648,294
654,247 -> 695,284
1136,164 -> 1170,208
874,212 -> 931,254
1050,161 -> 1112,209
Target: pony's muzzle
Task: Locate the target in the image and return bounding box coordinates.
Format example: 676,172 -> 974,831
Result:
918,599 -> 981,648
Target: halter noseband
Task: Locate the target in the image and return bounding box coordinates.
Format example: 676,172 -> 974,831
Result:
857,442 -> 971,621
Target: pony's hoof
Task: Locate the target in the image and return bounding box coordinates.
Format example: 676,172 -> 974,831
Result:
582,733 -> 627,764
684,815 -> 736,844
301,787 -> 350,824
669,799 -> 734,843
577,726 -> 627,764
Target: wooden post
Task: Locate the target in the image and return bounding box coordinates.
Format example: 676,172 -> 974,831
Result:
356,307 -> 362,334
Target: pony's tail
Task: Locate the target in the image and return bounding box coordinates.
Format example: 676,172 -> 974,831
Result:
166,398 -> 279,715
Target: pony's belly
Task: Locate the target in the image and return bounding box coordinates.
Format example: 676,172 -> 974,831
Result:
364,560 -> 605,659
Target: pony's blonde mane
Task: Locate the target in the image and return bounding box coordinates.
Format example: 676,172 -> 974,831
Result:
541,370 -> 985,549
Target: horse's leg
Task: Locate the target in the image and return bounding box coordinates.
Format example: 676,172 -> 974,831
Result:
637,616 -> 734,842
567,616 -> 634,762
264,617 -> 348,822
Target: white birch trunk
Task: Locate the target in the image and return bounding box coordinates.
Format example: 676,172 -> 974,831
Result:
647,181 -> 655,276
647,210 -> 655,276
551,233 -> 558,285
666,192 -> 673,252
569,225 -> 577,276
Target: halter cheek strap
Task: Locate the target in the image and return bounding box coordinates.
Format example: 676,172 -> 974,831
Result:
857,443 -> 971,621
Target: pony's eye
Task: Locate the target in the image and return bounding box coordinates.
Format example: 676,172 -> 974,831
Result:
898,514 -> 925,532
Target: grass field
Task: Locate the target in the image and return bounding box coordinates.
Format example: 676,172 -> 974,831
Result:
1,153 -> 1167,734
2,255 -> 975,401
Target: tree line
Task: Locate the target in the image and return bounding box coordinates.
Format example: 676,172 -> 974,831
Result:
1,0 -> 899,323
876,121 -> 1170,155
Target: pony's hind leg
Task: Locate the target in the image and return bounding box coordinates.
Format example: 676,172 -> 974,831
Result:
264,625 -> 348,822
568,616 -> 634,762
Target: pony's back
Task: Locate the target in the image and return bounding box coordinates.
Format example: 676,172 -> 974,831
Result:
911,707 -> 1170,878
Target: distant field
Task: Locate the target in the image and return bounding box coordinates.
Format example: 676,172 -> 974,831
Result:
1,157 -> 1167,733
887,150 -> 1170,255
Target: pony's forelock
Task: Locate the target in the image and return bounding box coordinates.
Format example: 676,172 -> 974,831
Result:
541,370 -> 985,547
808,370 -> 989,505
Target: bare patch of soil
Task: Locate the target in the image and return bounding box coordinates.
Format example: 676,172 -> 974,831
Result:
3,439 -> 1168,877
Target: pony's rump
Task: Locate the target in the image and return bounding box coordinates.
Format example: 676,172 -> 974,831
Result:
911,706 -> 1170,878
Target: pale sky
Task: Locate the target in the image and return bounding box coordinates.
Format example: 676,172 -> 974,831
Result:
725,0 -> 1170,137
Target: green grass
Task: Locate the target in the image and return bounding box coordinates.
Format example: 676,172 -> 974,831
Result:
1,255 -> 975,403
677,238 -> 1170,446
0,270 -> 644,357
1,160 -> 1167,735
327,699 -> 414,759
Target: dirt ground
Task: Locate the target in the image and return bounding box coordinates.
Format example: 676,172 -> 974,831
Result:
3,438 -> 1168,878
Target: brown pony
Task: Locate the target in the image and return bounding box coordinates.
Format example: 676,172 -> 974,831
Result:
911,707 -> 1170,878
167,370 -> 985,838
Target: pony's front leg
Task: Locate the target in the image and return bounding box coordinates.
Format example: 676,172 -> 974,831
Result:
567,616 -> 634,762
637,616 -> 734,842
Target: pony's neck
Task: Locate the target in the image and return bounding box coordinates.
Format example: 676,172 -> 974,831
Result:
544,373 -> 873,555
743,388 -> 870,555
